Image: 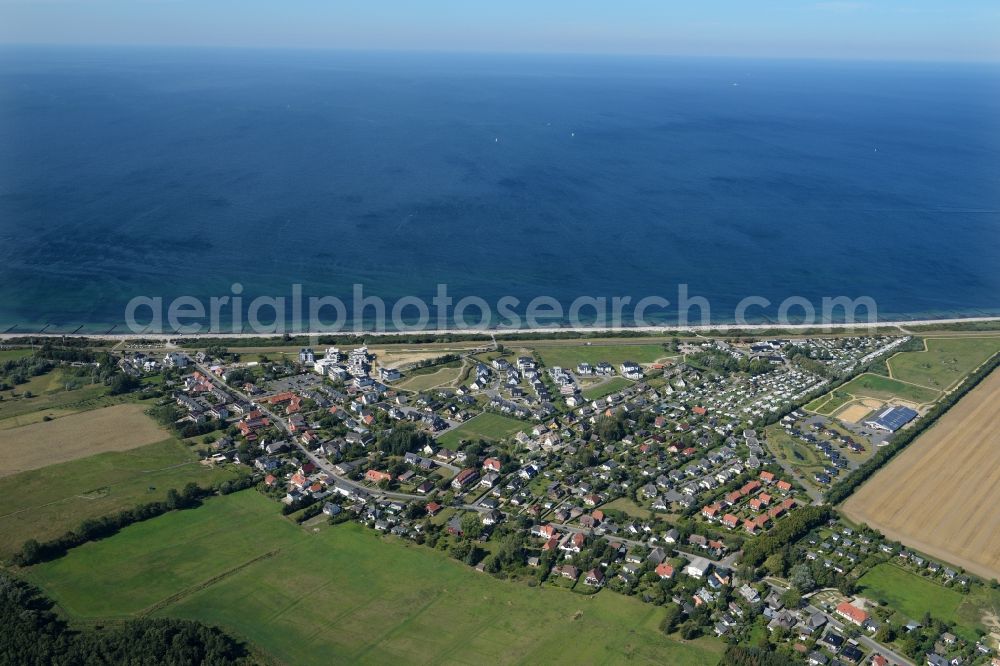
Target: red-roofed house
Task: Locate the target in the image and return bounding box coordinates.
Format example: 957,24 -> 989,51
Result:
759,470 -> 775,483
482,457 -> 502,472
536,524 -> 557,540
835,601 -> 870,626
722,513 -> 739,529
451,467 -> 479,490
365,469 -> 393,484
426,501 -> 443,516
776,480 -> 793,492
655,563 -> 675,579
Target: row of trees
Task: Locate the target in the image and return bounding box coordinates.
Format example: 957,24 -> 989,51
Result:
0,572 -> 250,665
13,477 -> 254,566
740,506 -> 831,568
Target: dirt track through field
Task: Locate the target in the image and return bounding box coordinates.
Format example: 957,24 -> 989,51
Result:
841,368 -> 1000,580
0,404 -> 169,477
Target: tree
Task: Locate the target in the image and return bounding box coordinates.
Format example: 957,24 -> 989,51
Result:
660,603 -> 682,634
378,424 -> 432,457
763,551 -> 787,577
875,623 -> 897,643
165,488 -> 182,510
789,563 -> 815,592
18,539 -> 41,565
460,512 -> 483,540
109,373 -> 141,395
679,620 -> 701,640
780,589 -> 801,609
0,572 -> 249,664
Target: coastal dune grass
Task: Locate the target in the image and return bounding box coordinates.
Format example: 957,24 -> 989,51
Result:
28,491 -> 723,666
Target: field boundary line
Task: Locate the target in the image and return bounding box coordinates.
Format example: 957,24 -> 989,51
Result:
137,548 -> 280,617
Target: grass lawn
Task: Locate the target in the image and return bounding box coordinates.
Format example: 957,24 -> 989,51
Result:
582,377 -> 632,400
0,348 -> 34,362
0,437 -> 242,559
437,412 -> 530,447
857,564 -> 968,635
836,373 -> 940,405
534,343 -> 672,369
889,336 -> 1000,391
28,491 -> 724,666
956,585 -> 1000,641
804,396 -> 828,412
396,365 -> 463,392
764,424 -> 826,476
602,496 -> 653,520
809,389 -> 853,415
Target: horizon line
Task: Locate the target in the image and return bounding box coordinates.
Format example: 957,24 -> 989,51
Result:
1,41 -> 998,67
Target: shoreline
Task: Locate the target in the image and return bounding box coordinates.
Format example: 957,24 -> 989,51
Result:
2,315 -> 1000,342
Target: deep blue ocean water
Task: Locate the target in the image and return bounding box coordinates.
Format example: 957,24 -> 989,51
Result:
0,47 -> 998,331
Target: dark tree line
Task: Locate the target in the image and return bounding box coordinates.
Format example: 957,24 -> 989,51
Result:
13,480 -> 254,566
377,424 -> 433,457
0,573 -> 252,665
722,645 -> 800,666
741,506 -> 831,568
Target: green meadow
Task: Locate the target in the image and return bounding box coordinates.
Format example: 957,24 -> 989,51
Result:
582,377 -> 633,400
0,438 -> 241,559
834,373 -> 939,405
28,491 -> 723,666
534,343 -> 671,369
0,368 -> 113,427
857,564 -> 970,637
0,347 -> 35,362
888,336 -> 1000,391
437,412 -> 530,447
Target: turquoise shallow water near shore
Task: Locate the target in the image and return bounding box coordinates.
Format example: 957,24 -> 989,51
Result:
0,47 -> 998,331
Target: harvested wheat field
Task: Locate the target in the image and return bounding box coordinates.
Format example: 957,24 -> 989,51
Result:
0,404 -> 168,477
842,368 -> 1000,580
